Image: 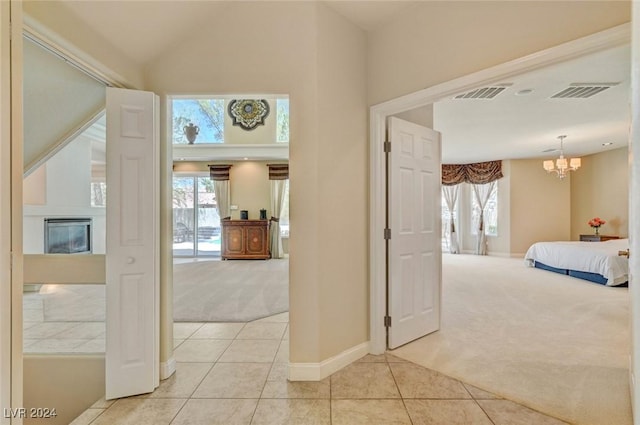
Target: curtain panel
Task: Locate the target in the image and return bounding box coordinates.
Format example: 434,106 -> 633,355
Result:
442,185 -> 459,254
442,160 -> 503,185
208,164 -> 232,220
268,164 -> 288,259
472,181 -> 496,256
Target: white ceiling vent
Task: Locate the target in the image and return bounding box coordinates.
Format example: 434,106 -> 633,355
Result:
454,85 -> 510,100
551,83 -> 619,99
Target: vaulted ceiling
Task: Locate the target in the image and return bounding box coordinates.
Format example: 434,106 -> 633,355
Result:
51,1 -> 630,163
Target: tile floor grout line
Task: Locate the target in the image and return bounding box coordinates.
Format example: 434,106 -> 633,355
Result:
85,407 -> 107,425
184,360 -> 216,400
329,371 -> 333,425
385,355 -> 415,425
472,398 -> 497,425
166,398 -> 189,425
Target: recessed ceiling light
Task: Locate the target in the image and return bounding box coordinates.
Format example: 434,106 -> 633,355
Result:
243,157 -> 249,160
602,142 -> 613,147
515,89 -> 534,96
178,157 -> 185,161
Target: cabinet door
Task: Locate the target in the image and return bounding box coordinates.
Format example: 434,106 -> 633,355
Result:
224,226 -> 244,256
246,226 -> 266,256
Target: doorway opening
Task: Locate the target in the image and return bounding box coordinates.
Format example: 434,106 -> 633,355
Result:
170,94 -> 290,325
371,24 -> 631,425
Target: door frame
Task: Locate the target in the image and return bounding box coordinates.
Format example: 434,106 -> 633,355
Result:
369,23 -> 632,354
1,1 -> 24,421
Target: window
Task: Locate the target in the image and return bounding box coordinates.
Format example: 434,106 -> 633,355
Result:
90,181 -> 106,207
171,99 -> 224,144
276,98 -> 289,143
471,183 -> 498,236
173,176 -> 221,257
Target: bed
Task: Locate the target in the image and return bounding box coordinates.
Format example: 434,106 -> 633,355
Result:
524,238 -> 629,286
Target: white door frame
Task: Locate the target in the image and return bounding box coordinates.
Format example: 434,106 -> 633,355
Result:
629,3 -> 639,421
369,23 -> 631,354
1,2 -> 23,423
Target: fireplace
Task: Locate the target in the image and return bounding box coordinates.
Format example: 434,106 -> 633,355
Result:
44,218 -> 92,254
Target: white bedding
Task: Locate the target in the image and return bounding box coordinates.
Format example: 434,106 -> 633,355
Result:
524,238 -> 629,286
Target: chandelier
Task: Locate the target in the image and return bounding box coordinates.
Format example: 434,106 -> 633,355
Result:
543,135 -> 581,179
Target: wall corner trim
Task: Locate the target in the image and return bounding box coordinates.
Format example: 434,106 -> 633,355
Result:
288,342 -> 369,381
160,357 -> 176,380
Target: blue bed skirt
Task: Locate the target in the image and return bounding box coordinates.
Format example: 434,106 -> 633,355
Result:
533,261 -> 625,286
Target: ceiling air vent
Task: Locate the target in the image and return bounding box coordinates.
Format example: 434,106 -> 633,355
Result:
454,85 -> 510,100
551,83 -> 619,99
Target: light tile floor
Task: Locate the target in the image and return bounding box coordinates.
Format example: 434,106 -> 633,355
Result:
23,284 -> 106,354
71,312 -> 569,425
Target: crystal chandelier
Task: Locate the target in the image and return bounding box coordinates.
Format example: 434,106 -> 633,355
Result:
543,135 -> 581,179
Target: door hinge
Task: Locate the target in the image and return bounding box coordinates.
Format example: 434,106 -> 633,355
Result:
383,141 -> 391,153
384,315 -> 392,327
384,228 -> 391,240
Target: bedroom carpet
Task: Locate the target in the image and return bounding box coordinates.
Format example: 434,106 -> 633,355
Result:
391,253 -> 630,425
173,258 -> 288,322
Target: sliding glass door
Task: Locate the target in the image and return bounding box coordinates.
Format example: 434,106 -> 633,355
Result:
172,175 -> 221,257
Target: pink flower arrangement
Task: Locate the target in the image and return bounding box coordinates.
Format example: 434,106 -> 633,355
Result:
588,217 -> 606,229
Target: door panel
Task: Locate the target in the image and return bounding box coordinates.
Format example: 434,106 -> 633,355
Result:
106,87 -> 159,399
388,117 -> 441,349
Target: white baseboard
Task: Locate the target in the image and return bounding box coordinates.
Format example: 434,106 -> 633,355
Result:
160,357 -> 176,380
288,341 -> 369,381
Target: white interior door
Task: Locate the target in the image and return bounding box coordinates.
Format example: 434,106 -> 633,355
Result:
106,87 -> 159,399
388,117 -> 441,349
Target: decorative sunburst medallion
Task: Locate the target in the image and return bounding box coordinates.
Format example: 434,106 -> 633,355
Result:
228,99 -> 270,131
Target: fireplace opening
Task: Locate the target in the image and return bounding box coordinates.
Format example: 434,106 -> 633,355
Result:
44,218 -> 93,254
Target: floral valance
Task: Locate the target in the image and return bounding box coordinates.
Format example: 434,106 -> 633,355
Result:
208,164 -> 232,181
442,160 -> 503,186
267,164 -> 289,180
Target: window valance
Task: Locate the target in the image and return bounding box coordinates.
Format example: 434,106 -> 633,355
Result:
208,164 -> 232,181
267,164 -> 289,180
442,160 -> 503,185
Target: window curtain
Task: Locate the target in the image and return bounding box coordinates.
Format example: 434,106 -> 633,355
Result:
472,181 -> 496,255
268,164 -> 288,259
442,185 -> 459,254
208,164 -> 232,219
442,160 -> 503,185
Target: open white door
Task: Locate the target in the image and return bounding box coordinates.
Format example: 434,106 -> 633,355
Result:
105,87 -> 159,399
387,117 -> 441,349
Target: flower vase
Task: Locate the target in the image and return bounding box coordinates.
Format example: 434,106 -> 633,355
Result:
183,123 -> 199,144
594,227 -> 599,235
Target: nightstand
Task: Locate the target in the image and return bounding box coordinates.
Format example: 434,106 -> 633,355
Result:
580,234 -> 620,242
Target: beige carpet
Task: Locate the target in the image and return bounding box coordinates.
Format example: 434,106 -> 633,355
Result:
391,254 -> 631,425
173,258 -> 288,322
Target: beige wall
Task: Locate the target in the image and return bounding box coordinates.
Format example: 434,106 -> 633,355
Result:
315,3 -> 368,359
145,1 -> 369,363
571,147 -> 629,239
509,158 -> 572,254
368,1 -> 630,105
229,161 -> 271,220
23,1 -> 144,88
173,160 -> 279,220
23,164 -> 46,205
24,355 -> 104,425
506,148 -> 629,254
